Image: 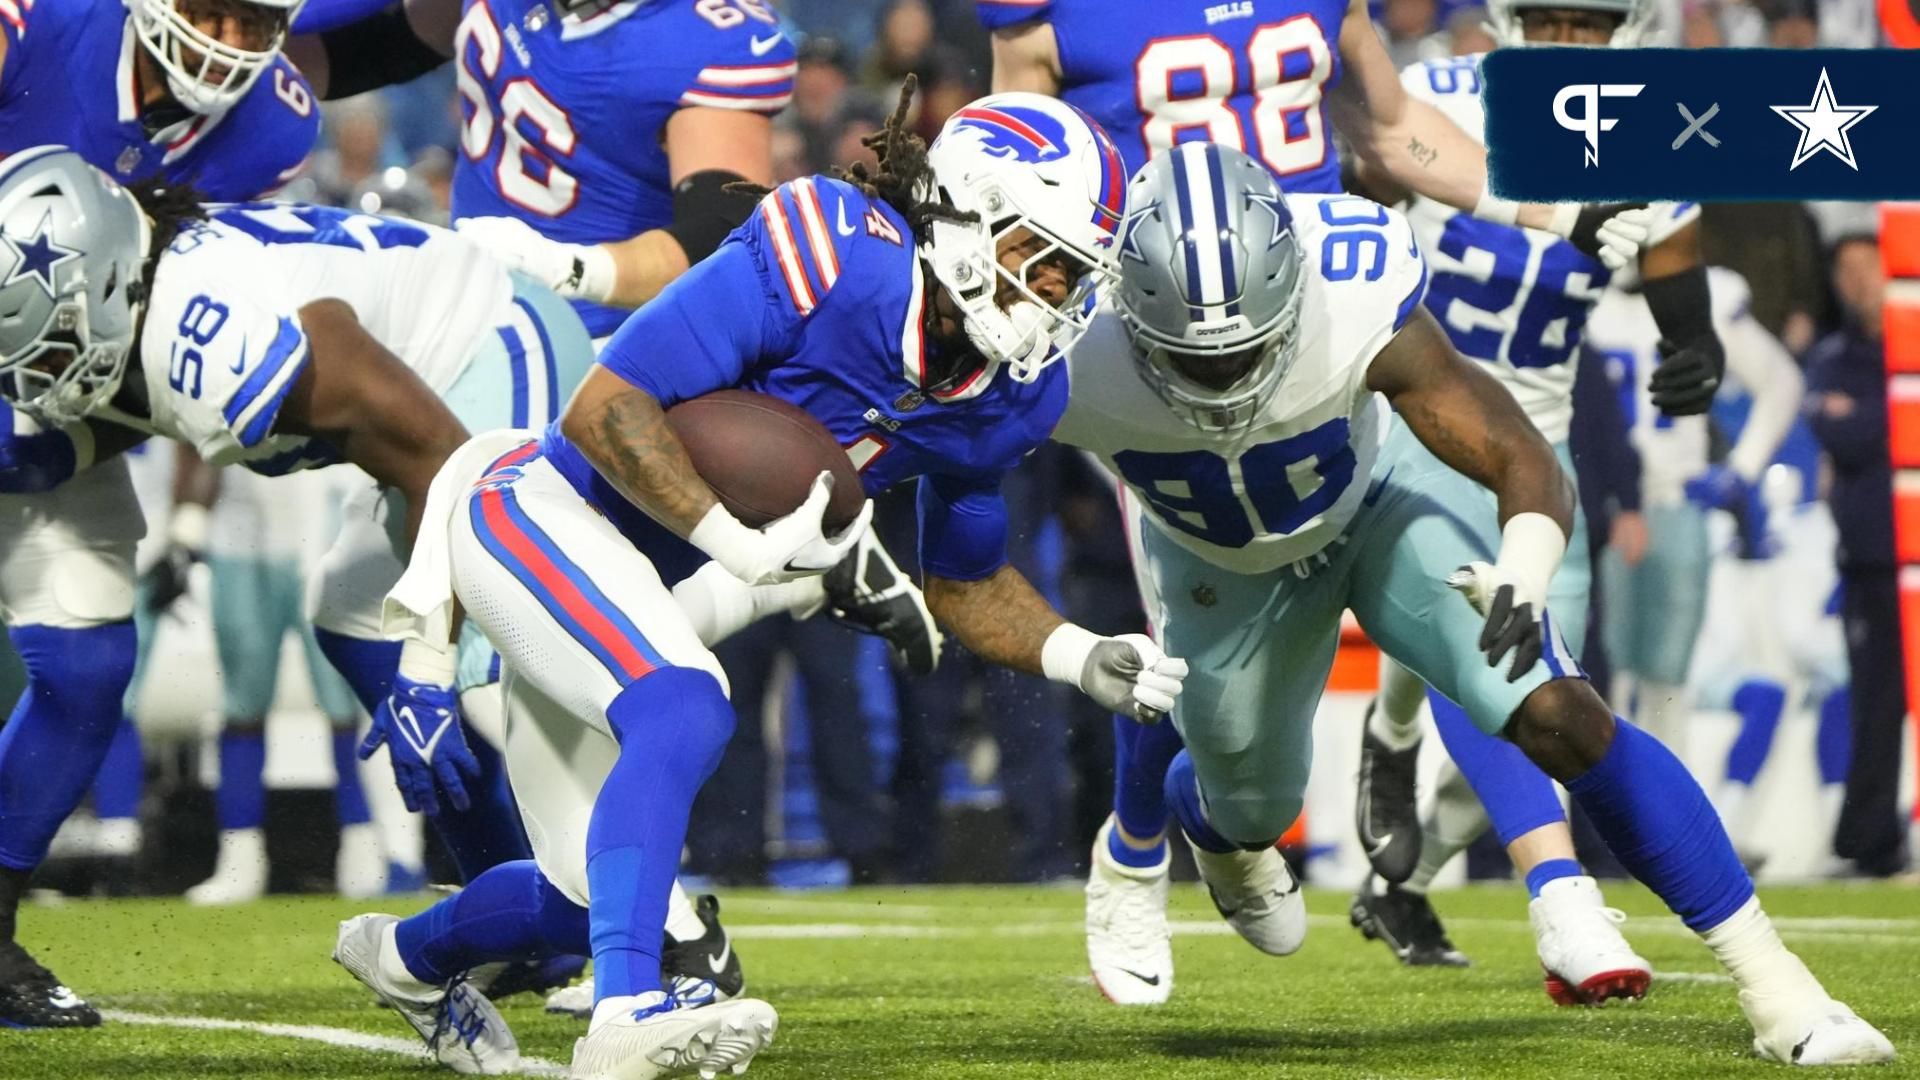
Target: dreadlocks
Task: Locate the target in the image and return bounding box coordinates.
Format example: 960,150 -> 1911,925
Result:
730,76 -> 977,244
125,177 -> 210,306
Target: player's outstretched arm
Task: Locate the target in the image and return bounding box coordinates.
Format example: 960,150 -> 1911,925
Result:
275,300 -> 470,548
1368,308 -> 1576,678
989,23 -> 1063,94
1638,223 -> 1729,417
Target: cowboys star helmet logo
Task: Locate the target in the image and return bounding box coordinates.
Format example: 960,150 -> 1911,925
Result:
0,211 -> 81,298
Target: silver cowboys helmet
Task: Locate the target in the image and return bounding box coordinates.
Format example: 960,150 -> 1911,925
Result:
0,147 -> 152,426
127,0 -> 304,115
1115,143 -> 1305,433
920,92 -> 1126,395
1486,0 -> 1654,47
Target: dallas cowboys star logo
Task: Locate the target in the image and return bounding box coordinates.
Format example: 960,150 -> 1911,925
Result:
1119,199 -> 1160,264
1,211 -> 80,297
1770,67 -> 1877,172
1243,188 -> 1291,250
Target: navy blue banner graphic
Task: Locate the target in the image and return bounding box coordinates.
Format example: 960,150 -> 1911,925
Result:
1483,48 -> 1920,202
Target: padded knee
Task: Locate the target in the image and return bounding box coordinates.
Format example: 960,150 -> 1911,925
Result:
604,667 -> 735,777
13,621 -> 137,731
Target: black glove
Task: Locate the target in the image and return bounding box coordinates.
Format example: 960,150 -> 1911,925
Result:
142,543 -> 199,615
1648,335 -> 1726,417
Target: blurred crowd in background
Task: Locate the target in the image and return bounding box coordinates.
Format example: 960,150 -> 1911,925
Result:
15,0 -> 1911,904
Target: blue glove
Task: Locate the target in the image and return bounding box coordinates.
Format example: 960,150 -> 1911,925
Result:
0,413 -> 78,494
1684,465 -> 1774,560
359,674 -> 480,816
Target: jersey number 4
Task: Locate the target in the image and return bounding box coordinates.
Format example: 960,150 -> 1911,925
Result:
457,0 -> 578,217
1134,17 -> 1333,178
1113,417 -> 1355,548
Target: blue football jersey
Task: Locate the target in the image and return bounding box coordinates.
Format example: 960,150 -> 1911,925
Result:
540,176 -> 1066,585
449,0 -> 797,337
0,0 -> 319,200
977,0 -> 1347,191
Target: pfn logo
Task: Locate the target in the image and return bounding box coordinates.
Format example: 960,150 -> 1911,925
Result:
1553,83 -> 1644,167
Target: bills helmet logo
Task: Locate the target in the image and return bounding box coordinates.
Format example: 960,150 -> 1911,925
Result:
1081,112 -> 1125,247
947,105 -> 1073,164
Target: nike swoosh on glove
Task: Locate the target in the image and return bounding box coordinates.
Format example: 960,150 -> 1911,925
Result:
1081,633 -> 1190,724
690,472 -> 873,587
1447,563 -> 1544,683
360,676 -> 480,817
1566,203 -> 1654,271
1648,335 -> 1725,416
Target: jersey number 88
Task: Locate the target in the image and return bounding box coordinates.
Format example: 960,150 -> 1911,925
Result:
1134,16 -> 1334,179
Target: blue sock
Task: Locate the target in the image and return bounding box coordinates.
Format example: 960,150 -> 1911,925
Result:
0,622 -> 137,870
216,728 -> 267,831
1524,857 -> 1582,898
1163,750 -> 1243,854
91,716 -> 144,822
1112,716 -> 1183,842
1566,717 -> 1753,932
394,859 -> 588,984
1816,687 -> 1852,786
589,668 -> 735,1001
313,628 -> 528,880
1106,824 -> 1166,869
331,728 -> 371,827
1431,689 -> 1567,846
1724,680 -> 1786,786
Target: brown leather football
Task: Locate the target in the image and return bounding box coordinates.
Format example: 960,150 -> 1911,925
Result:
665,389 -> 865,531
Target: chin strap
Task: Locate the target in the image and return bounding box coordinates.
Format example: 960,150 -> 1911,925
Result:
920,220 -> 1050,388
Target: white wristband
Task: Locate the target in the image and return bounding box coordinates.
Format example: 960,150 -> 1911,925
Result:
397,636 -> 458,686
168,502 -> 210,552
687,502 -> 759,576
1494,511 -> 1568,606
570,244 -> 618,303
1041,622 -> 1100,689
1473,183 -> 1520,227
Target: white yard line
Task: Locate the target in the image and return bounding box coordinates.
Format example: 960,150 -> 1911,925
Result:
99,1009 -> 570,1077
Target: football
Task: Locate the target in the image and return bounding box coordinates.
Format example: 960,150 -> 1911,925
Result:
666,389 -> 866,532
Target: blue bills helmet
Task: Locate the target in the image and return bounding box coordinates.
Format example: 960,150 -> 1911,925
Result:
1114,143 -> 1305,433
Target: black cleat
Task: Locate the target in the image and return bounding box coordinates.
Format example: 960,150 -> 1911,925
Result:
662,894 -> 744,1000
0,943 -> 101,1028
1355,701 -> 1422,884
824,531 -> 943,675
1350,876 -> 1470,968
469,952 -> 589,1002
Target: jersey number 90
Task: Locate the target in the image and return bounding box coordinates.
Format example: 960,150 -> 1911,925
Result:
457,0 -> 579,217
1134,16 -> 1333,179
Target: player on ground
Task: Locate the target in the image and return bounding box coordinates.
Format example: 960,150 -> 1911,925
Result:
0,0 -> 316,1028
974,0 -> 1708,1003
1585,267 -> 1802,752
347,91 -> 1188,1079
1342,0 -> 1740,987
1059,141 -> 1891,1065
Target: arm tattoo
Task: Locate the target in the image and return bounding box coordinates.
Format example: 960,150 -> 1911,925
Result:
926,565 -> 1065,675
579,386 -> 717,535
1406,135 -> 1439,168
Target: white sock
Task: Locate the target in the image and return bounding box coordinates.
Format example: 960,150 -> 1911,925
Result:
377,922 -> 441,1000
1371,656 -> 1427,751
1701,895 -> 1825,1001
1403,762 -> 1489,894
1636,682 -> 1690,754
672,562 -> 826,647
1717,782 -> 1753,848
665,878 -> 706,943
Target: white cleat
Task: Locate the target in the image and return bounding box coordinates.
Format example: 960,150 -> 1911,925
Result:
549,978 -> 595,1018
1744,986 -> 1895,1065
571,994 -> 777,1080
1186,839 -> 1305,956
185,828 -> 268,906
332,914 -> 521,1075
1084,818 -> 1173,1006
1529,876 -> 1652,1006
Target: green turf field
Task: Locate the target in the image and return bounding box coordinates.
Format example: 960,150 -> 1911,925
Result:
4,881 -> 1916,1078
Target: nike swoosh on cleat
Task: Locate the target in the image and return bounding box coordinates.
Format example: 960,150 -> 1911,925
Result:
1116,968 -> 1160,986
706,939 -> 732,975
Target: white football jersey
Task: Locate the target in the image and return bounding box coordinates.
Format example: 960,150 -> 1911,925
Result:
1055,192 -> 1423,576
125,204 -> 512,473
1398,54 -> 1698,444
1585,267 -> 1803,508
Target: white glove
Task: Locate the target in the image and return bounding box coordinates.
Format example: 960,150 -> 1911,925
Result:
454,216 -> 616,302
1541,202 -> 1656,271
688,471 -> 873,587
1043,624 -> 1189,723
